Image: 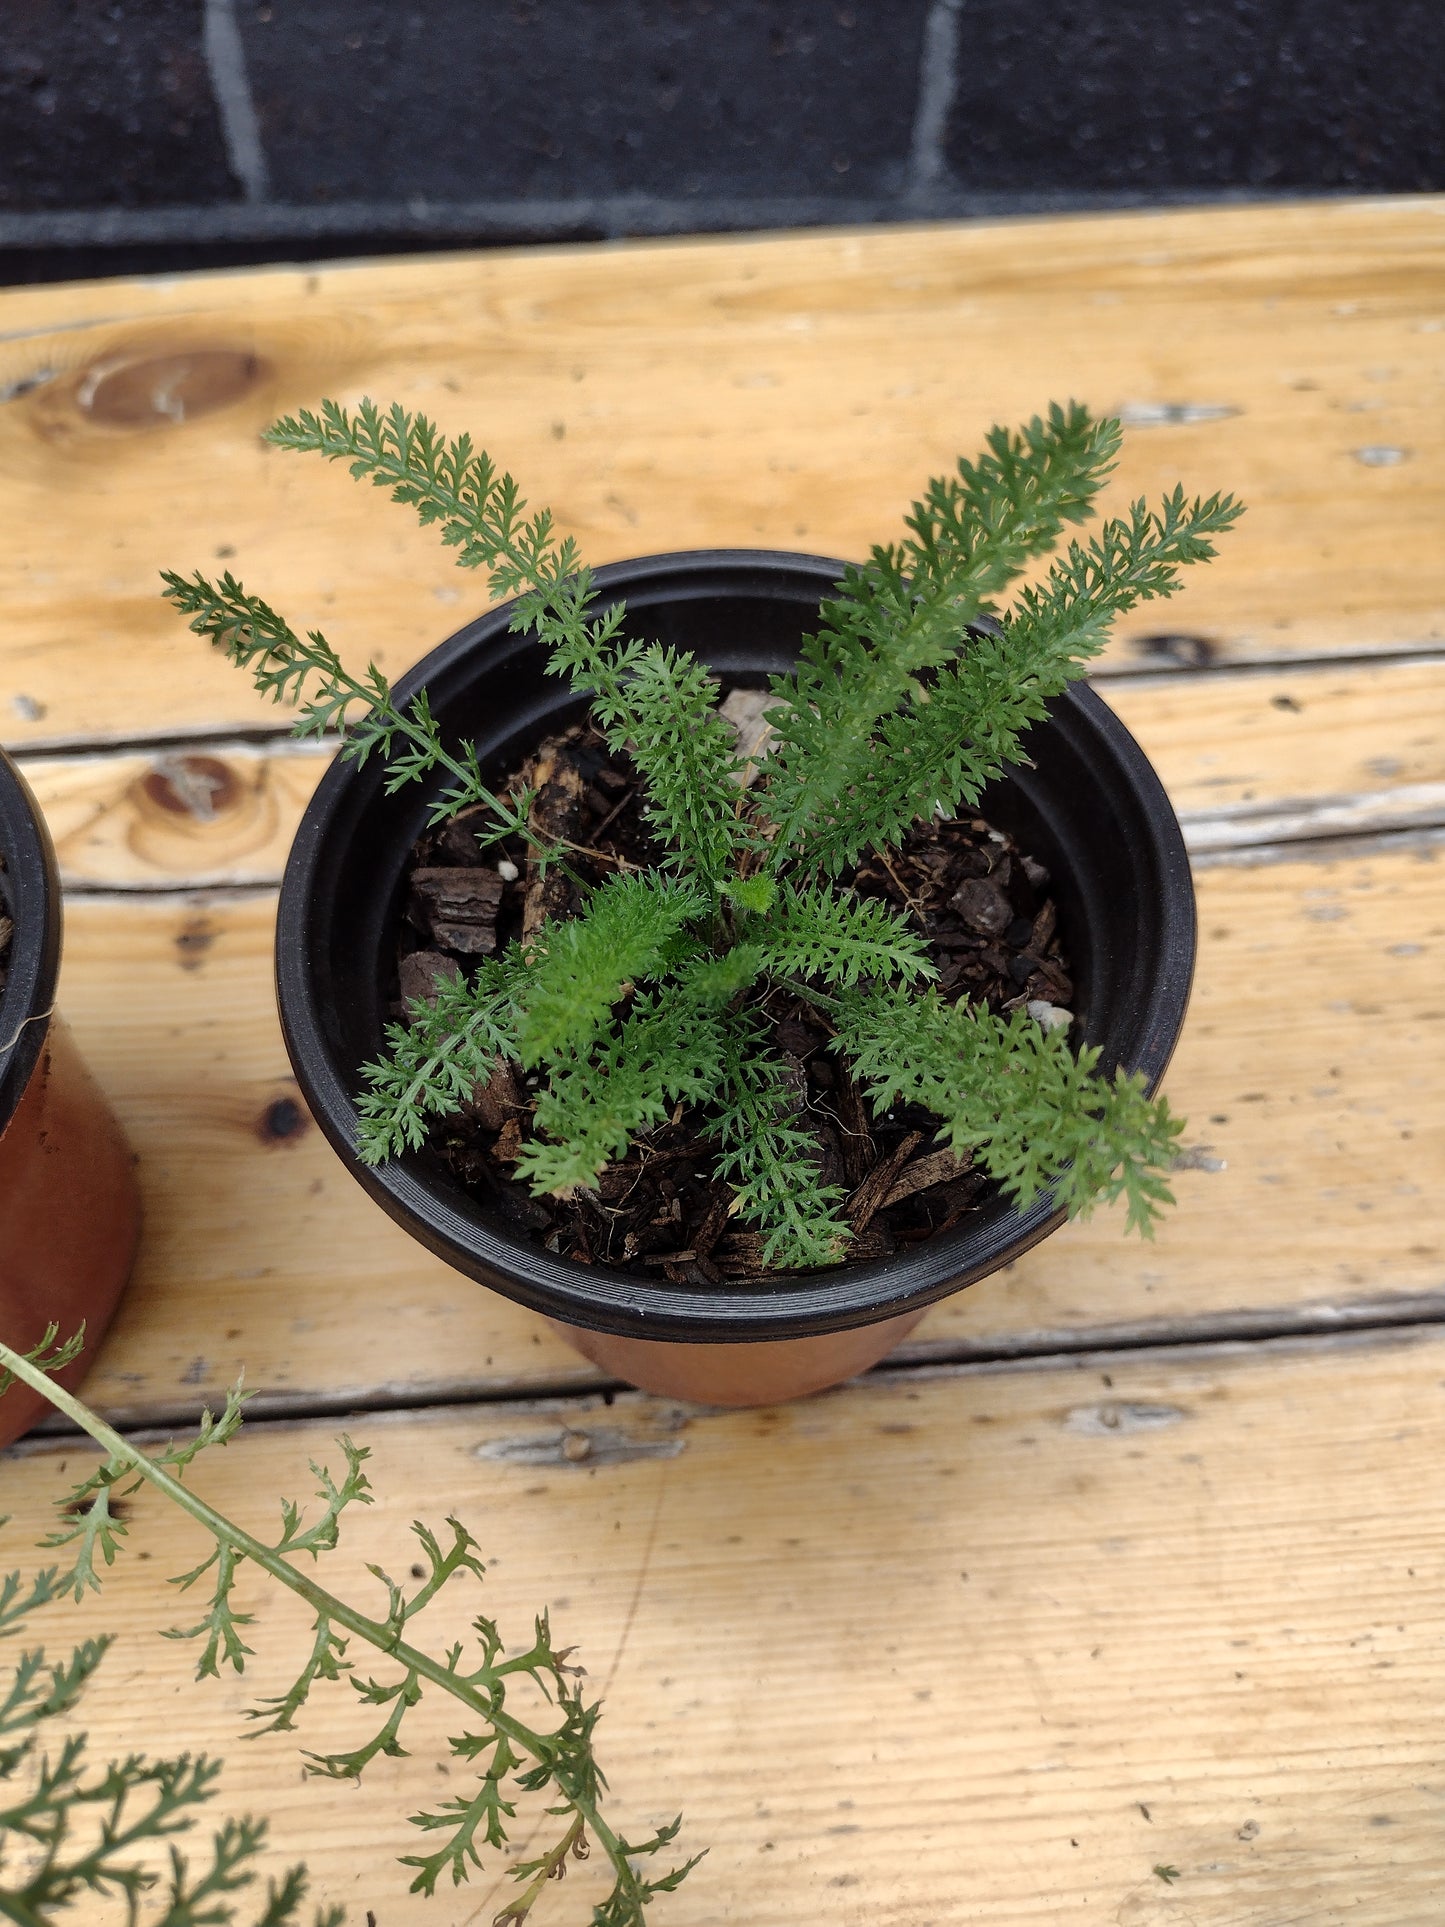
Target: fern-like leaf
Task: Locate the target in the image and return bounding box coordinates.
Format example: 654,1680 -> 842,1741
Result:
761,403 -> 1120,866
517,974 -> 731,1194
707,1014 -> 849,1269
266,401 -> 751,886
833,983 -> 1183,1234
159,571 -> 533,846
804,486 -> 1244,868
756,882 -> 935,988
355,953 -> 529,1163
516,871 -> 706,1067
566,641 -> 752,887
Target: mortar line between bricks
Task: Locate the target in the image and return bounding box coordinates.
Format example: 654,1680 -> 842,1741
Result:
202,0 -> 271,203
0,185 -> 1315,253
908,0 -> 964,197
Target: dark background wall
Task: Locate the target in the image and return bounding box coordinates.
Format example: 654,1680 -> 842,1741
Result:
2,0 -> 1441,284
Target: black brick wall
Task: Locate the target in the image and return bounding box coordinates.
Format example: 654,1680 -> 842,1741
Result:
0,0 -> 235,212
244,2 -> 931,203
0,0 -> 1440,283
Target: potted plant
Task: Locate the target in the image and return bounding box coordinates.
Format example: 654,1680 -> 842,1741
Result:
0,750 -> 141,1448
0,1330 -> 699,1924
164,400 -> 1238,1406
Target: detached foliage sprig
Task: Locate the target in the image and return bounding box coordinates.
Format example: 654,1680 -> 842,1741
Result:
164,398 -> 1240,1265
0,1332 -> 697,1927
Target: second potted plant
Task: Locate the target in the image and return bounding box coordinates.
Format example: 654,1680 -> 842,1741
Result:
0,750 -> 141,1446
164,400 -> 1236,1405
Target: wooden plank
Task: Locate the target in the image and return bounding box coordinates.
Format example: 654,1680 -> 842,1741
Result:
1,198 -> 1442,751
17,655 -> 1445,891
4,1329 -> 1444,1923
1105,655 -> 1445,850
55,830 -> 1444,1423
18,738 -> 331,891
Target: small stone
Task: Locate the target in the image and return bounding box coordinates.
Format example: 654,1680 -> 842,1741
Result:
465,1056 -> 522,1134
412,866 -> 505,924
497,857 -> 519,881
949,876 -> 1012,936
1027,999 -> 1072,1033
561,1431 -> 592,1462
398,950 -> 461,1007
1005,916 -> 1034,948
1021,855 -> 1050,889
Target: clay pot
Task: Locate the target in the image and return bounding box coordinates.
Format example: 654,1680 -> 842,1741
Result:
0,749 -> 141,1448
276,552 -> 1195,1407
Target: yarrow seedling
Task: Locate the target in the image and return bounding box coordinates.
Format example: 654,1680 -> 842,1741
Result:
163,400 -> 1240,1268
0,1330 -> 697,1926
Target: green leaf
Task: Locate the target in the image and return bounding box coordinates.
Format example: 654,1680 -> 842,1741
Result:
720,873 -> 776,915
757,881 -> 935,988
833,983 -> 1184,1234
355,950 -> 529,1163
801,486 -> 1244,870
707,1013 -> 850,1269
760,403 -> 1121,866
515,871 -> 706,1068
516,973 -> 731,1194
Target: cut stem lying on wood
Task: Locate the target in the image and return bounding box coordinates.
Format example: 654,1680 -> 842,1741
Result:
0,1331 -> 699,1927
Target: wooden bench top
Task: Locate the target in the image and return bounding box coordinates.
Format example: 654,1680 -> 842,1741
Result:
2,196 -> 1442,1926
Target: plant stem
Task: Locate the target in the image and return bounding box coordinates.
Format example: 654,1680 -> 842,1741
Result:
0,1343 -> 632,1897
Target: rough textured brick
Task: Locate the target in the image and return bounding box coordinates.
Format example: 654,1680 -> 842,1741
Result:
941,0 -> 1443,192
0,0 -> 238,211
238,0 -> 931,203
1248,1 -> 1445,190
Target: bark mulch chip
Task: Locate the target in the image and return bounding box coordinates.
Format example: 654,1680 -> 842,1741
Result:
387,713 -> 1075,1283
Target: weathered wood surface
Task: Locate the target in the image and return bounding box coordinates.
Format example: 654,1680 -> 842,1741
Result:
4,1329 -> 1443,1925
16,653 -> 1445,890
2,198 -> 1443,751
57,827 -> 1443,1425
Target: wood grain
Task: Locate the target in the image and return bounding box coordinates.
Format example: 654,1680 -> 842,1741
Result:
4,1329 -> 1443,1924
16,654 -> 1445,891
54,830 -> 1444,1424
1,198 -> 1442,750
18,738 -> 331,890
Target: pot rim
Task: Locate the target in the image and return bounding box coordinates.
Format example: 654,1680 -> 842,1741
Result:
0,748 -> 60,1136
277,548 -> 1196,1343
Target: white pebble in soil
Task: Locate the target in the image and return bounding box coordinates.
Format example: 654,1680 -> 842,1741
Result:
1027,1000 -> 1072,1033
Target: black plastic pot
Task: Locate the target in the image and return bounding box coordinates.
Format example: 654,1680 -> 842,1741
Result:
276,552 -> 1194,1398
0,749 -> 141,1447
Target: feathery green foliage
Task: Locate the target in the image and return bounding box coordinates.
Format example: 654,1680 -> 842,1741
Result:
832,983 -> 1184,1234
515,872 -> 707,1067
709,1014 -> 851,1269
159,571 -> 536,849
0,1331 -> 700,1927
167,397 -> 1239,1266
517,974 -> 732,1194
1,1343 -> 336,1927
760,402 -> 1122,869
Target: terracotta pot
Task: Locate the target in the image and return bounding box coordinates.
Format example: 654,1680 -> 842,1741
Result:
0,749 -> 141,1448
276,552 -> 1195,1407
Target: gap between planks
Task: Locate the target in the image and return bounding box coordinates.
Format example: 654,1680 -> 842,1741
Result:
25,1299 -> 1445,1444
15,650 -> 1445,890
